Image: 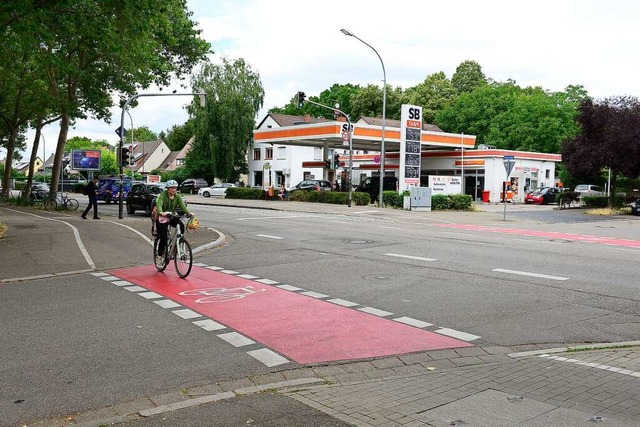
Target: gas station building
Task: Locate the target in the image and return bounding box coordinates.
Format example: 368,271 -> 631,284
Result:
251,113 -> 561,203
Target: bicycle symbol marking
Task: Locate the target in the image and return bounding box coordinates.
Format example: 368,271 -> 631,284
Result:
178,286 -> 266,303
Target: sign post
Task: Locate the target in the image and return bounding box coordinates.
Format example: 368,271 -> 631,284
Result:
503,156 -> 516,221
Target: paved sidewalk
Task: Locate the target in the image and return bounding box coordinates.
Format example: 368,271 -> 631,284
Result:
3,200 -> 640,426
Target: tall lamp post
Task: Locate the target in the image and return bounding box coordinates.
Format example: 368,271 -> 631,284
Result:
118,92 -> 206,219
340,29 -> 386,207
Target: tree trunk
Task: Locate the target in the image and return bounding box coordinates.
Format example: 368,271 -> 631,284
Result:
49,109 -> 70,193
1,128 -> 18,198
23,118 -> 46,200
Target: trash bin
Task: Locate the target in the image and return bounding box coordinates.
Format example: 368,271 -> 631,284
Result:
482,190 -> 490,203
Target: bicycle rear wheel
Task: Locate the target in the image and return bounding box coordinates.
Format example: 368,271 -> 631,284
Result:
174,238 -> 192,278
153,236 -> 169,272
67,198 -> 79,211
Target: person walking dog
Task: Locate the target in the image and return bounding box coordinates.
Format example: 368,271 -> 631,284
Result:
81,176 -> 100,220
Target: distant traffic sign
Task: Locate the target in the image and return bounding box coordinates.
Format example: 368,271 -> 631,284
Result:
503,156 -> 516,177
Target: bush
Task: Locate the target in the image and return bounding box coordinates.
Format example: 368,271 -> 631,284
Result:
383,190 -> 407,208
582,195 -> 625,208
225,187 -> 264,200
288,190 -> 369,205
431,194 -> 452,210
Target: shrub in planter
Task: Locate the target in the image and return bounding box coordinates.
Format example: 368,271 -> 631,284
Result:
225,187 -> 264,199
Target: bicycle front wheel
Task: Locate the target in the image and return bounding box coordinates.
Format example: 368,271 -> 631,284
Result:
66,198 -> 79,211
44,198 -> 57,211
153,236 -> 169,272
174,238 -> 192,278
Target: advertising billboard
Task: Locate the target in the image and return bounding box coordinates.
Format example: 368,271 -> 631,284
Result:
72,149 -> 101,171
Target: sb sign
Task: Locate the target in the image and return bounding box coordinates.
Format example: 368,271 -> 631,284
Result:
406,107 -> 421,128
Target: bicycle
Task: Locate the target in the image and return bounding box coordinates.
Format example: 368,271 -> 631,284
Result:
53,192 -> 79,211
153,214 -> 193,278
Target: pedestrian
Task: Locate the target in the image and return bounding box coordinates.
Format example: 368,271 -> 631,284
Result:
278,184 -> 287,201
332,180 -> 339,191
81,175 -> 100,220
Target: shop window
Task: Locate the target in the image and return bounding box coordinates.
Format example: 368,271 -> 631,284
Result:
253,148 -> 261,160
254,171 -> 263,187
265,148 -> 273,160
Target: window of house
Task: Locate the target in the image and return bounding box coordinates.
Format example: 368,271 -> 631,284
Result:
253,148 -> 261,160
545,169 -> 550,179
313,147 -> 321,161
254,171 -> 263,187
265,148 -> 273,160
277,146 -> 286,160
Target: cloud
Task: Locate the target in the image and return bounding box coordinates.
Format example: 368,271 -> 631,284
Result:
18,0 -> 640,162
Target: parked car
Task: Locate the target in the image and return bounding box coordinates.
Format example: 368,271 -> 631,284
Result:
126,182 -> 166,216
355,176 -> 398,202
96,177 -> 133,203
523,187 -> 562,205
574,184 -> 604,198
21,182 -> 50,200
631,199 -> 640,216
179,178 -> 208,194
288,179 -> 332,192
198,182 -> 236,198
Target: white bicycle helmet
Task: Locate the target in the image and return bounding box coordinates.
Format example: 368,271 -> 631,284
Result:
166,179 -> 178,188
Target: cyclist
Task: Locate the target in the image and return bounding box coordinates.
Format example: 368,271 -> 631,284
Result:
155,180 -> 191,256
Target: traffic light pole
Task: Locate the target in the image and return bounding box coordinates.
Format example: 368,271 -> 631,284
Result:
117,92 -> 206,219
300,96 -> 354,207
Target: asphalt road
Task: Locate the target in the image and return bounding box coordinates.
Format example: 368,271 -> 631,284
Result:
2,198 -> 639,426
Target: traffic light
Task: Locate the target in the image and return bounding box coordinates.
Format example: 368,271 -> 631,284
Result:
297,91 -> 305,108
120,146 -> 130,167
334,153 -> 341,168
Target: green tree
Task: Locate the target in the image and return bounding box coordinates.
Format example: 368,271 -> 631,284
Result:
164,119 -> 194,151
189,57 -> 265,182
3,1 -> 210,196
405,72 -> 458,124
437,82 -> 583,153
563,96 -> 640,206
350,84 -> 404,121
127,126 -> 158,142
451,60 -> 488,94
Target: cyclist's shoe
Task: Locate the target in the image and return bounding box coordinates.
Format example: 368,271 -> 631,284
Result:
93,217 -> 101,220
81,215 -> 87,219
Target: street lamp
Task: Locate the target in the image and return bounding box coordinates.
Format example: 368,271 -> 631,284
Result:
340,28 -> 387,207
118,92 -> 206,218
125,109 -> 134,180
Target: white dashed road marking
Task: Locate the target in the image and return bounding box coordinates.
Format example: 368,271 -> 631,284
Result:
154,300 -> 181,309
358,307 -> 393,317
246,349 -> 289,367
492,268 -> 569,281
256,234 -> 284,239
218,332 -> 255,347
385,253 -> 437,262
172,309 -> 202,320
138,291 -> 162,299
393,317 -> 433,328
301,291 -> 328,299
328,298 -> 359,307
193,319 -> 227,331
435,327 -> 481,342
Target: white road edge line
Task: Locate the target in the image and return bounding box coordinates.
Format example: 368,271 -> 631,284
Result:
492,268 -> 569,281
385,253 -> 436,262
4,207 -> 95,269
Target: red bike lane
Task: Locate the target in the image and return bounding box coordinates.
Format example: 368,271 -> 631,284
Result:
109,265 -> 472,364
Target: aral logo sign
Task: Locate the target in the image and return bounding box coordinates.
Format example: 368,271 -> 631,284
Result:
400,104 -> 422,191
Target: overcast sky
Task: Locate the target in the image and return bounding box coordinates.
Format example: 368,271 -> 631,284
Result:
18,0 -> 640,161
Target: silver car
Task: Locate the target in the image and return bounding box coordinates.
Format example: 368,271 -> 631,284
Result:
574,184 -> 604,197
198,183 -> 236,198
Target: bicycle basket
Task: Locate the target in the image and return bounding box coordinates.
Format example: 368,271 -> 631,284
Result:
186,216 -> 199,230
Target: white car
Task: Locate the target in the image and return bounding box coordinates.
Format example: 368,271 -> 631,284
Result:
198,183 -> 236,198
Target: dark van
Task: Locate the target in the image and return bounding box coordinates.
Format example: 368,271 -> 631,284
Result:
96,176 -> 133,203
355,176 -> 398,202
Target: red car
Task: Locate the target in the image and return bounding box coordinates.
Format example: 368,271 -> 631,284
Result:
524,187 -> 561,204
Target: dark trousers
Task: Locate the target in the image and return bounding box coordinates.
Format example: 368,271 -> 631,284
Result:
82,195 -> 98,218
156,217 -> 184,254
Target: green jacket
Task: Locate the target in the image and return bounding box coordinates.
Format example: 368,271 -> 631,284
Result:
155,191 -> 189,216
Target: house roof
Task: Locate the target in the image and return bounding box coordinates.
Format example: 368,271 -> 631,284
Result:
257,112 -> 332,129
358,116 -> 443,132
